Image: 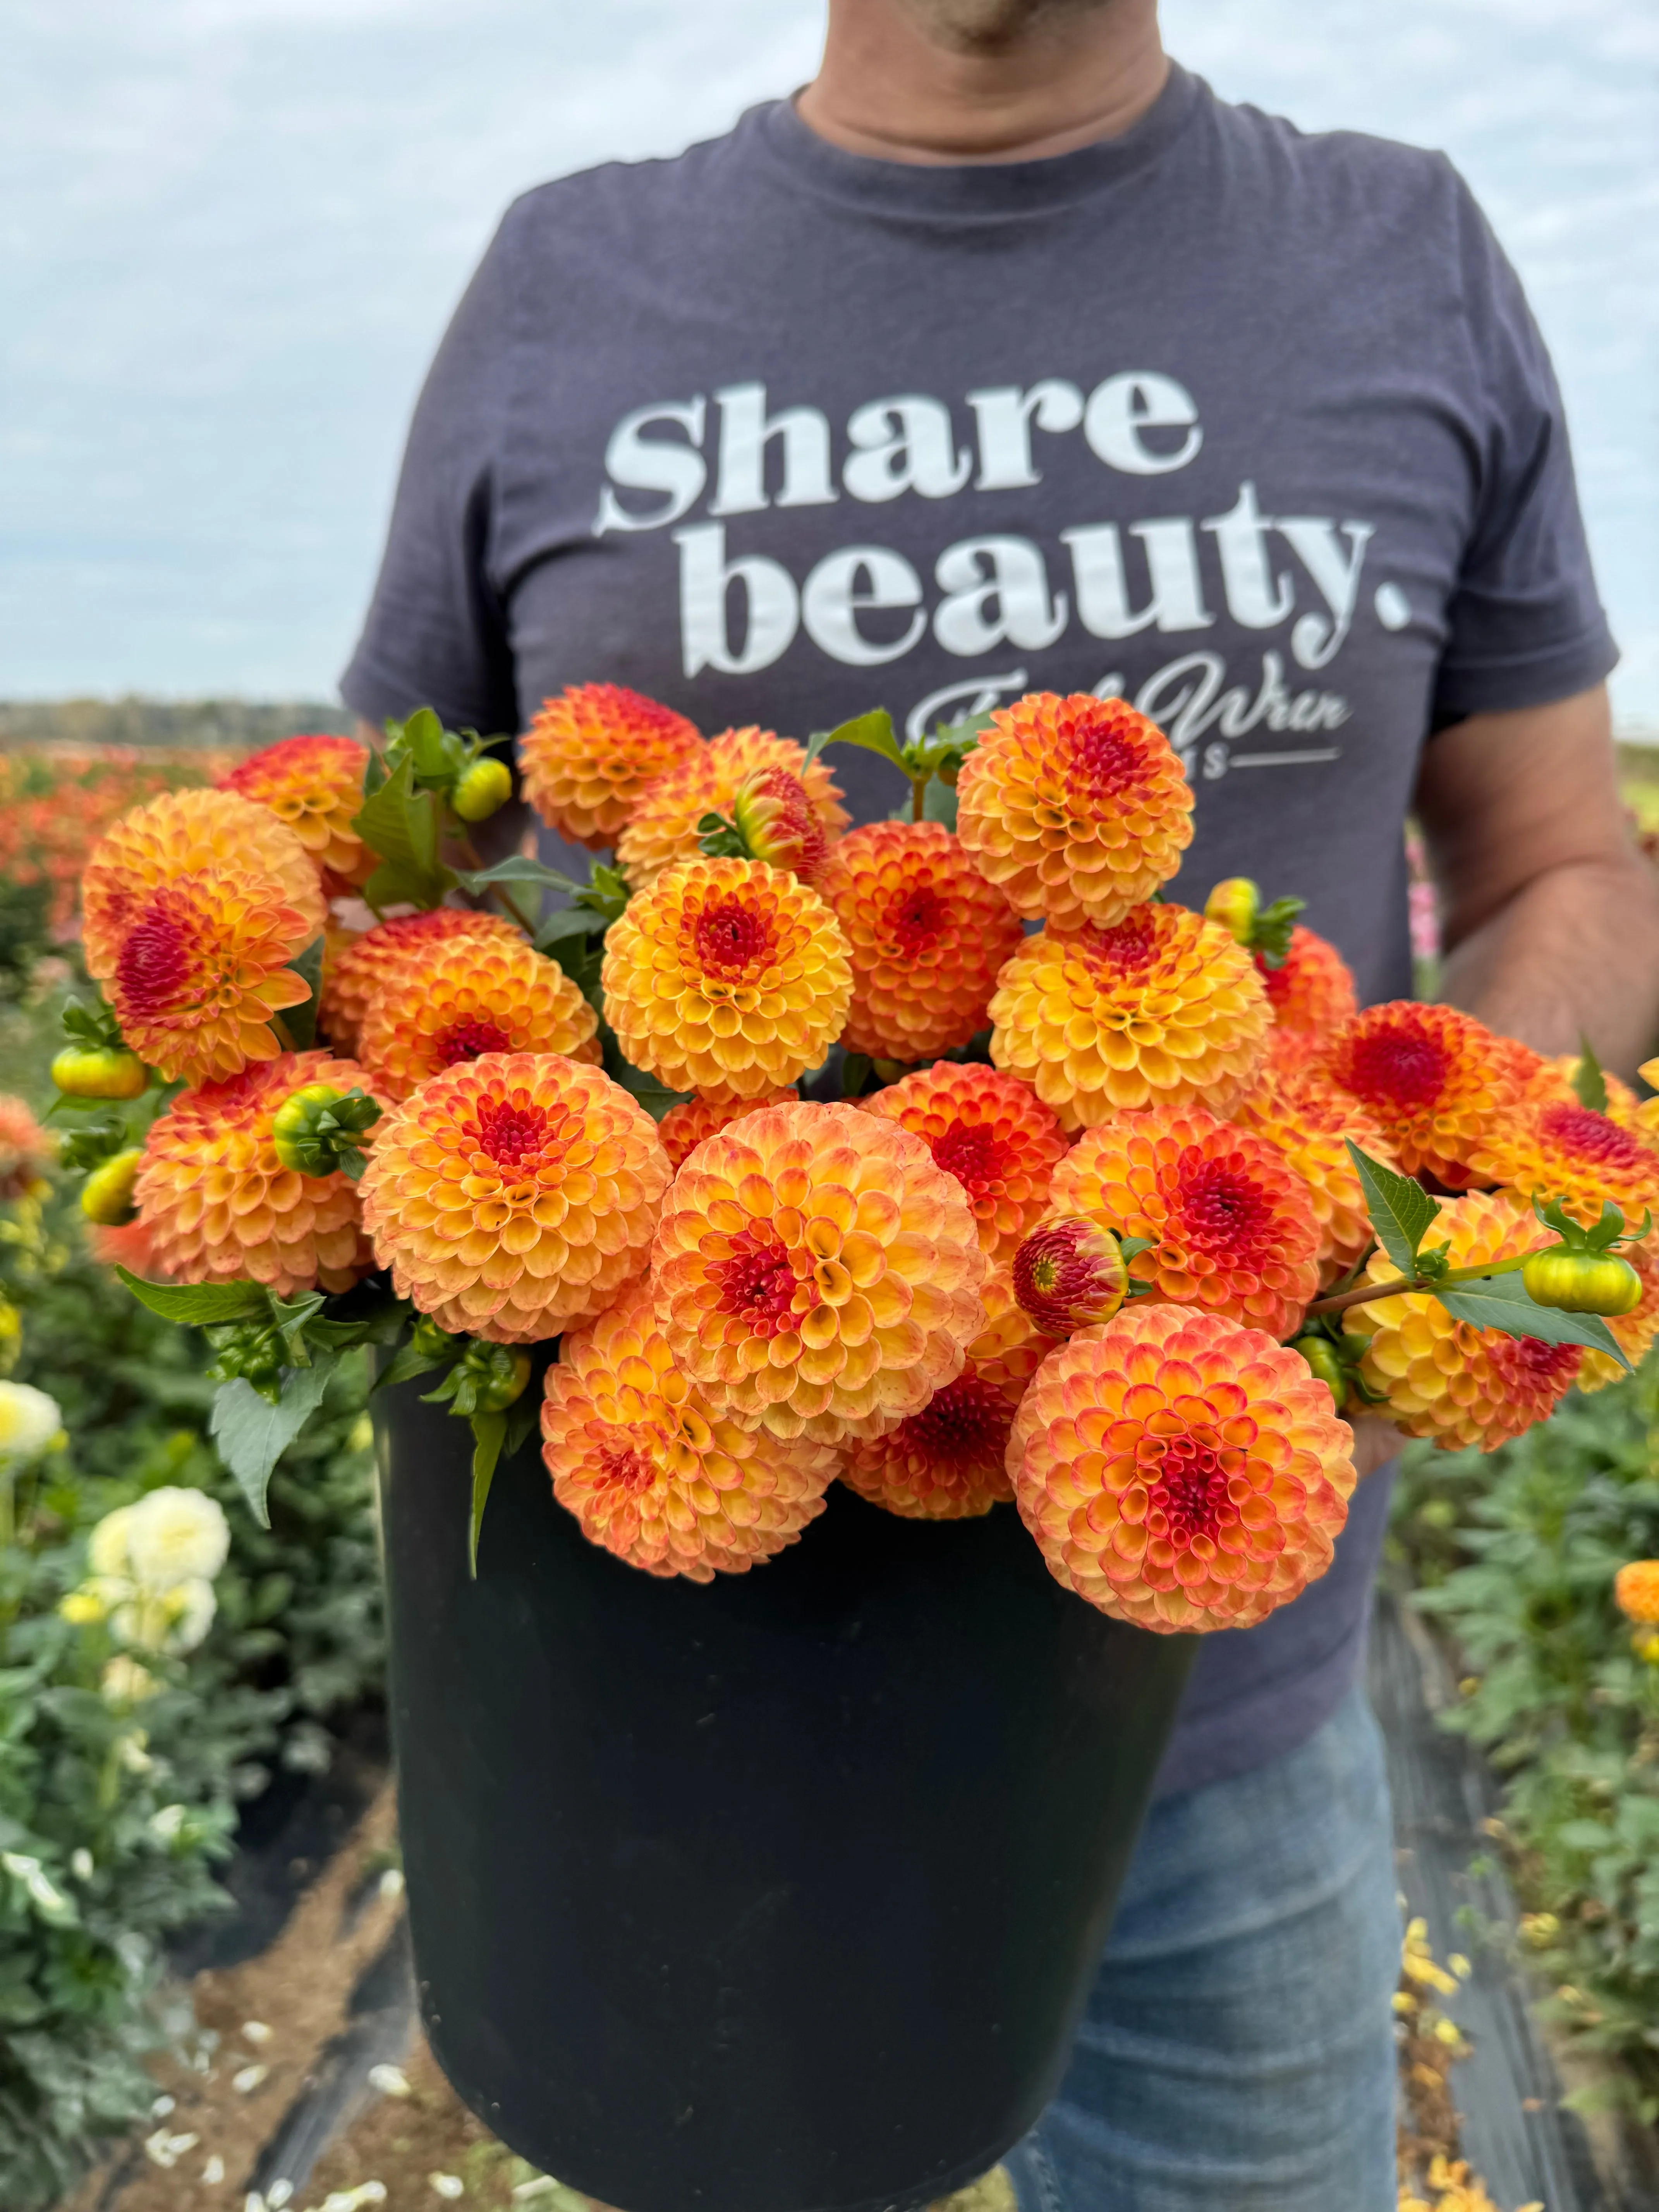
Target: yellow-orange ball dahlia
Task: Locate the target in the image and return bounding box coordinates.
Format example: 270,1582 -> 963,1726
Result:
989,903 -> 1272,1133
617,727 -> 848,891
1470,1096 -> 1659,1229
0,1096 -> 53,1200
518,683 -> 703,848
360,1053 -> 669,1342
860,1060 -> 1066,1263
356,933 -> 599,1101
1614,1560 -> 1659,1626
1319,1001 -> 1522,1189
816,823 -> 1024,1063
1009,1302 -> 1355,1633
319,908 -> 526,1052
1343,1191 -> 1580,1449
105,869 -> 318,1086
602,857 -> 852,1101
135,1051 -> 385,1295
657,1089 -> 799,1171
542,1279 -> 836,1580
1048,1103 -> 1321,1338
1230,1067 -> 1399,1285
955,693 -> 1194,930
220,734 -> 373,892
651,1101 -> 988,1444
1578,1239 -> 1659,1394
82,788 -> 324,980
1257,924 -> 1357,1041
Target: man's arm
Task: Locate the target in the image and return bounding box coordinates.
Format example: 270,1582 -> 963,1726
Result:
1414,684 -> 1659,1078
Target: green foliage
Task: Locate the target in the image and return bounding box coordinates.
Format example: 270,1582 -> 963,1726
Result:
1393,1361 -> 1659,2109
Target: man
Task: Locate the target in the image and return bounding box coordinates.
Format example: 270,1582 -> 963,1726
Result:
343,3 -> 1659,2203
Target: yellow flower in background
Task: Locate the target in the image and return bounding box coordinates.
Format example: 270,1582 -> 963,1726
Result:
101,1659 -> 159,1706
123,1487 -> 230,1588
68,1489 -> 231,1657
0,1381 -> 63,1461
1614,1559 -> 1659,1626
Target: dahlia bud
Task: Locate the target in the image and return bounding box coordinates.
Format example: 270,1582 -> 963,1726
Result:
270,1084 -> 382,1181
731,766 -> 828,880
1521,1247 -> 1644,1317
52,1044 -> 148,1102
451,756 -> 514,823
81,1147 -> 143,1227
425,1338 -> 532,1417
1204,877 -> 1260,946
1290,1333 -> 1348,1410
1012,1215 -> 1129,1338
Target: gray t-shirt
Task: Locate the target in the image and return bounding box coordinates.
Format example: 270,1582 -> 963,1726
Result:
343,64 -> 1616,1797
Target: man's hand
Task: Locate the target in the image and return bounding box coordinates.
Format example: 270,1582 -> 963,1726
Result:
1414,684 -> 1659,1076
1349,1415 -> 1403,1482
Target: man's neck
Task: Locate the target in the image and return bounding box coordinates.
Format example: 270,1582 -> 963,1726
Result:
795,0 -> 1168,167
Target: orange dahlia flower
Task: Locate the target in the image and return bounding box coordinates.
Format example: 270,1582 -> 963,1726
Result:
135,1051 -> 385,1295
617,726 -> 848,891
1522,1053 -> 1642,1128
356,931 -> 599,1101
0,1096 -> 53,1200
1470,1096 -> 1659,1229
1577,1238 -> 1659,1394
658,1089 -> 799,1171
1009,1302 -> 1356,1633
955,693 -> 1194,931
601,856 -> 852,1101
518,683 -> 703,849
860,1060 -> 1066,1264
1230,1067 -> 1399,1285
651,1101 -> 987,1444
220,734 -> 373,892
106,869 -> 318,1086
1257,924 -> 1357,1042
82,787 -> 323,980
1319,1001 -> 1523,1189
1048,1102 -> 1321,1338
319,908 -> 525,1052
360,1053 -> 669,1342
542,1279 -> 836,1580
1343,1190 -> 1580,1449
1614,1560 -> 1659,1626
815,822 -> 1024,1063
989,903 -> 1272,1132
839,1272 -> 1042,1521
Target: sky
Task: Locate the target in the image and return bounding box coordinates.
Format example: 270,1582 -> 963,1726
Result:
4,0 -> 1656,728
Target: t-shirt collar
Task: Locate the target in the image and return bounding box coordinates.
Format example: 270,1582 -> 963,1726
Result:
747,59 -> 1202,222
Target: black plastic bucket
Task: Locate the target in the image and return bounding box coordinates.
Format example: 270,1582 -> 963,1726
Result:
377,1365 -> 1196,2212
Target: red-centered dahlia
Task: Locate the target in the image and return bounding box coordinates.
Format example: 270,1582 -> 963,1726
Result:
1230,1068 -> 1400,1285
1470,1097 -> 1659,1229
518,683 -> 704,849
0,1096 -> 54,1201
318,908 -> 526,1052
1048,1102 -> 1322,1338
860,1060 -> 1068,1264
543,1279 -> 836,1580
105,869 -> 318,1086
356,932 -> 600,1101
658,1089 -> 800,1172
1578,1238 -> 1659,1394
135,1051 -> 386,1295
732,766 -> 828,880
955,692 -> 1194,931
1318,1001 -> 1523,1189
601,856 -> 852,1101
220,734 -> 373,893
1257,925 -> 1357,1041
617,727 -> 848,891
1009,1302 -> 1356,1633
1522,1053 -> 1642,1128
815,822 -> 1025,1063
82,788 -> 324,980
360,1053 -> 670,1342
651,1101 -> 988,1444
989,903 -> 1272,1133
1011,1216 -> 1130,1337
1344,1190 -> 1580,1449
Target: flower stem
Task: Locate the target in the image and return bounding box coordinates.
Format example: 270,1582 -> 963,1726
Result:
1306,1252 -> 1529,1318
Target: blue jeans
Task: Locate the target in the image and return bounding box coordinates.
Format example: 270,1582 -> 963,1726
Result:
1004,1682 -> 1399,2212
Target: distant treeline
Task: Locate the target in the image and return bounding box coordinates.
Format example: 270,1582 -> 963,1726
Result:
0,698 -> 357,750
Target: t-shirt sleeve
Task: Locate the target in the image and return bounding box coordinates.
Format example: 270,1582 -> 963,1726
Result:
339,214 -> 522,737
1431,169 -> 1618,726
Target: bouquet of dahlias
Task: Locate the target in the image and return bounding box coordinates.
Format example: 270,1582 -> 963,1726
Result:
51,690 -> 1659,1634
